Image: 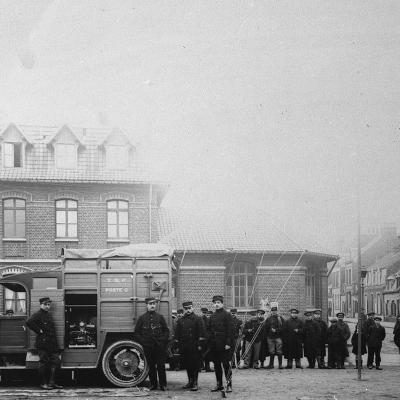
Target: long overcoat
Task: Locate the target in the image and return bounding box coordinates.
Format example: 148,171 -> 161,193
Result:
303,320 -> 321,358
207,308 -> 234,362
26,309 -> 59,352
282,317 -> 304,359
367,325 -> 386,349
314,318 -> 328,357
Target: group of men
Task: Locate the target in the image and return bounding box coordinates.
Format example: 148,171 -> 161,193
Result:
26,295 -> 387,393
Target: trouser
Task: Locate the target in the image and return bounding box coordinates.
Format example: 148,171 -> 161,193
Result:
37,349 -> 61,385
306,357 -> 316,368
267,337 -> 283,355
145,347 -> 167,387
367,345 -> 382,367
244,341 -> 261,367
212,350 -> 232,386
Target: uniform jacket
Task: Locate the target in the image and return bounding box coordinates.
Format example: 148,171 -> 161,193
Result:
243,317 -> 264,343
351,328 -> 367,355
367,324 -> 386,348
282,317 -> 304,359
231,315 -> 243,339
207,308 -> 234,351
26,309 -> 59,352
336,320 -> 351,341
134,311 -> 169,350
303,319 -> 321,358
314,318 -> 328,356
394,321 -> 400,349
175,312 -> 206,353
265,314 -> 284,339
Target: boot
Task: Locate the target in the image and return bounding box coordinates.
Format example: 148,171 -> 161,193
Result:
190,371 -> 198,391
226,380 -> 232,393
295,359 -> 303,369
278,355 -> 283,369
285,359 -> 293,369
48,367 -> 63,389
182,371 -> 193,389
211,381 -> 223,392
266,355 -> 275,369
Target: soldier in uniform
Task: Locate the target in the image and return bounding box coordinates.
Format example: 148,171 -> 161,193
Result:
313,309 -> 328,368
282,308 -> 304,369
207,295 -> 234,393
367,316 -> 386,370
229,308 -> 243,368
174,301 -> 207,391
303,310 -> 321,368
264,304 -> 285,369
327,317 -> 340,368
26,297 -> 63,390
336,312 -> 350,369
200,308 -> 212,372
242,309 -> 265,369
134,297 -> 169,391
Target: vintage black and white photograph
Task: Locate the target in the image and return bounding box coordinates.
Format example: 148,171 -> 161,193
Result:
0,1 -> 399,399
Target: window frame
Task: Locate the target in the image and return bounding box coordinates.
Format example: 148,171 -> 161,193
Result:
55,199 -> 78,239
107,200 -> 129,240
3,198 -> 26,238
306,267 -> 316,307
2,142 -> 24,168
225,261 -> 255,309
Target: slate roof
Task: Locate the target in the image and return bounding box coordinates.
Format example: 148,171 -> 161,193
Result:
0,124 -> 161,184
157,207 -> 338,260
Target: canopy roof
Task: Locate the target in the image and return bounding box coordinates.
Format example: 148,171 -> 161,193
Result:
62,243 -> 174,259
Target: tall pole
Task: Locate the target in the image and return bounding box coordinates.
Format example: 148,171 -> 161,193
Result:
357,201 -> 362,380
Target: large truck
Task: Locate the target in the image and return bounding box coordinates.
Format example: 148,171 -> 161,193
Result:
0,243 -> 175,387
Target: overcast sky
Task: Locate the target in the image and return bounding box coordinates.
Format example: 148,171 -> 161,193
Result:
1,0 -> 400,253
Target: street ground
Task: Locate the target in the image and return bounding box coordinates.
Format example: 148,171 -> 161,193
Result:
0,321 -> 397,399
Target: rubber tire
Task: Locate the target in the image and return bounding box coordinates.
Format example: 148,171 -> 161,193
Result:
101,340 -> 149,387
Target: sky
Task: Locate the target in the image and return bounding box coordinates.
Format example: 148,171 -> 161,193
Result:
1,0 -> 400,254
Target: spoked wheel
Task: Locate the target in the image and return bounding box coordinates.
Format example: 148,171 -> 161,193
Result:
102,340 -> 148,387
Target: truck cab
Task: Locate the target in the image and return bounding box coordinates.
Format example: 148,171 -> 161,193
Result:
0,243 -> 175,387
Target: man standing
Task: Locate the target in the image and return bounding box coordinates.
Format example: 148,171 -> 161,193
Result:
367,316 -> 386,370
26,297 -> 63,390
336,312 -> 350,369
282,308 -> 304,369
229,308 -> 243,368
134,297 -> 169,391
242,309 -> 265,369
313,309 -> 328,368
265,305 -> 285,369
200,307 -> 212,372
175,301 -> 206,391
208,295 -> 234,393
303,311 -> 321,368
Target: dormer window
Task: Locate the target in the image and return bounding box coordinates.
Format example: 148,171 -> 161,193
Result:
55,143 -> 77,169
106,145 -> 128,170
3,142 -> 23,167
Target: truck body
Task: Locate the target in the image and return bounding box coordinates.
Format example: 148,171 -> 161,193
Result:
0,243 -> 174,387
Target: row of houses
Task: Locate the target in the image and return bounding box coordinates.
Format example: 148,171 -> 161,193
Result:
328,225 -> 400,321
0,123 -> 338,319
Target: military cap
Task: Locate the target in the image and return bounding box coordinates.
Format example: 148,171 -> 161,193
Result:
289,308 -> 299,314
257,309 -> 265,314
39,297 -> 52,304
230,308 -> 238,313
249,310 -> 257,316
5,309 -> 14,315
182,301 -> 193,308
212,295 -> 223,303
330,318 -> 338,323
313,309 -> 322,314
304,311 -> 313,316
271,306 -> 278,311
374,316 -> 382,321
206,310 -> 213,315
367,311 -> 375,316
145,297 -> 157,304
200,307 -> 208,312
336,312 -> 344,318
177,309 -> 184,314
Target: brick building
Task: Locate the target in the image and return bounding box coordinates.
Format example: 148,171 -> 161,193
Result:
0,123 -> 338,319
158,208 -> 338,318
0,123 -> 166,313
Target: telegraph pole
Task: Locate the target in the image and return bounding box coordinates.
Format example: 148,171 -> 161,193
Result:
357,202 -> 362,380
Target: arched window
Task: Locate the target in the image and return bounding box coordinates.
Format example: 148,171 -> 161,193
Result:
391,300 -> 397,316
225,261 -> 255,309
56,199 -> 78,238
107,200 -> 129,239
3,198 -> 25,238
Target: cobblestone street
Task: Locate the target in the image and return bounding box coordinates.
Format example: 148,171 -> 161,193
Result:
0,352 -> 399,400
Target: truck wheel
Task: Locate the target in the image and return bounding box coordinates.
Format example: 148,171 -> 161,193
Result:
102,340 -> 148,387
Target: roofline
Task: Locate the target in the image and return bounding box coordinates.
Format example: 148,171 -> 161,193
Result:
171,248 -> 339,261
